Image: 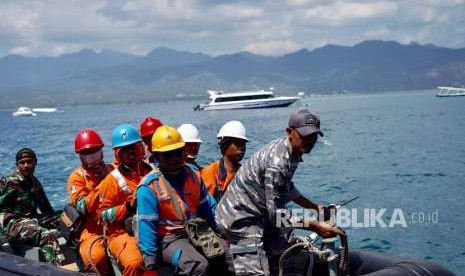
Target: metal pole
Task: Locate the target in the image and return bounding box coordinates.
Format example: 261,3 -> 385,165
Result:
321,237 -> 338,276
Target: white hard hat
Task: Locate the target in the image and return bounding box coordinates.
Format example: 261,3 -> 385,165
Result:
177,123 -> 202,143
217,120 -> 248,141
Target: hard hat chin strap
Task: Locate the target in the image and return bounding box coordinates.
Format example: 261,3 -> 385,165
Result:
186,153 -> 197,159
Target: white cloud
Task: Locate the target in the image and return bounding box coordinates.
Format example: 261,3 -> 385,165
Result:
424,0 -> 465,7
9,45 -> 36,56
0,2 -> 40,46
211,4 -> 263,20
286,0 -> 327,6
0,0 -> 464,57
404,6 -> 436,23
364,27 -> 393,38
301,1 -> 398,27
244,40 -> 301,56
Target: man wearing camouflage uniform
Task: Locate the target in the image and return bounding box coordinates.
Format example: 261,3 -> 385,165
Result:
216,108 -> 343,275
0,148 -> 64,265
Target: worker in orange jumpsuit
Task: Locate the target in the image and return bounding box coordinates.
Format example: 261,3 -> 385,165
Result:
201,121 -> 248,202
67,129 -> 113,274
139,117 -> 163,165
97,124 -> 153,276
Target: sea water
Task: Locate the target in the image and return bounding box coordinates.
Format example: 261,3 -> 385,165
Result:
1,89 -> 464,274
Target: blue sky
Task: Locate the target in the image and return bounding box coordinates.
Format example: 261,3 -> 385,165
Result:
1,0 -> 464,58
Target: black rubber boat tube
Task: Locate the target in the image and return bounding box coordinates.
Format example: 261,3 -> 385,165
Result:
349,250 -> 456,276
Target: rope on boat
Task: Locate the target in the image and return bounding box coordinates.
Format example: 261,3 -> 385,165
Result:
278,241 -> 314,276
278,228 -> 349,276
87,235 -> 103,276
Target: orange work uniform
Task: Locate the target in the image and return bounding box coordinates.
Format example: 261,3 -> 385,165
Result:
67,165 -> 113,275
201,158 -> 235,201
96,163 -> 153,276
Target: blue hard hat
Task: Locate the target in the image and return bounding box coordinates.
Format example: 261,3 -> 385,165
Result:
112,124 -> 142,149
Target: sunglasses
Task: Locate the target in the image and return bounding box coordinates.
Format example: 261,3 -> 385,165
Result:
160,148 -> 184,160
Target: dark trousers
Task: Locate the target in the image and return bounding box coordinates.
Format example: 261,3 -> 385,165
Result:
162,237 -> 209,276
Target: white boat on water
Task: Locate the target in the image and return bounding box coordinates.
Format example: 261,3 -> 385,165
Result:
194,89 -> 300,111
12,107 -> 37,117
436,86 -> 465,97
32,107 -> 57,113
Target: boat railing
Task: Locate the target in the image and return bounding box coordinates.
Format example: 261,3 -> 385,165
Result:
207,89 -> 224,96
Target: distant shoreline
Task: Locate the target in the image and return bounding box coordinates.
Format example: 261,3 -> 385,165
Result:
0,89 -> 439,112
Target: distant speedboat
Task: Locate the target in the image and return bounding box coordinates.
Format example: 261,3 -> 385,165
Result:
194,89 -> 300,111
32,107 -> 57,113
12,107 -> 37,117
437,86 -> 465,97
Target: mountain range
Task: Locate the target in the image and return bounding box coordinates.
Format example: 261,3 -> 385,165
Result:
1,40 -> 464,108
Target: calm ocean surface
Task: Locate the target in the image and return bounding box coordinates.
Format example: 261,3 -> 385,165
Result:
1,90 -> 464,274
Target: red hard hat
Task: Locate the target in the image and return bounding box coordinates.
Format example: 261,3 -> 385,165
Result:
74,128 -> 104,153
139,117 -> 163,138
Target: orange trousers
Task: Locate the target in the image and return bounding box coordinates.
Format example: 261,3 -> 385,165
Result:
79,231 -> 110,275
107,232 -> 144,276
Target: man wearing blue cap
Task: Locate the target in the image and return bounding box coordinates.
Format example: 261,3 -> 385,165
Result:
215,108 -> 343,276
97,124 -> 154,276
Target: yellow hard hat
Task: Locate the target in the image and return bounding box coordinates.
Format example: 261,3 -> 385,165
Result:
151,125 -> 185,152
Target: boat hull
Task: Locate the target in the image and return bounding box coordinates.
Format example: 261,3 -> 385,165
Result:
0,247 -> 454,275
436,93 -> 465,97
198,97 -> 298,111
12,112 -> 37,116
286,249 -> 455,276
436,86 -> 465,97
12,106 -> 37,116
33,108 -> 57,113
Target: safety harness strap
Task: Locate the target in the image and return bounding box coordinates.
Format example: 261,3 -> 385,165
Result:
111,169 -> 132,195
159,174 -> 185,220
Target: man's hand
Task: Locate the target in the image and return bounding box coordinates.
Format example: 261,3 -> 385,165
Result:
313,221 -> 344,238
318,204 -> 337,222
